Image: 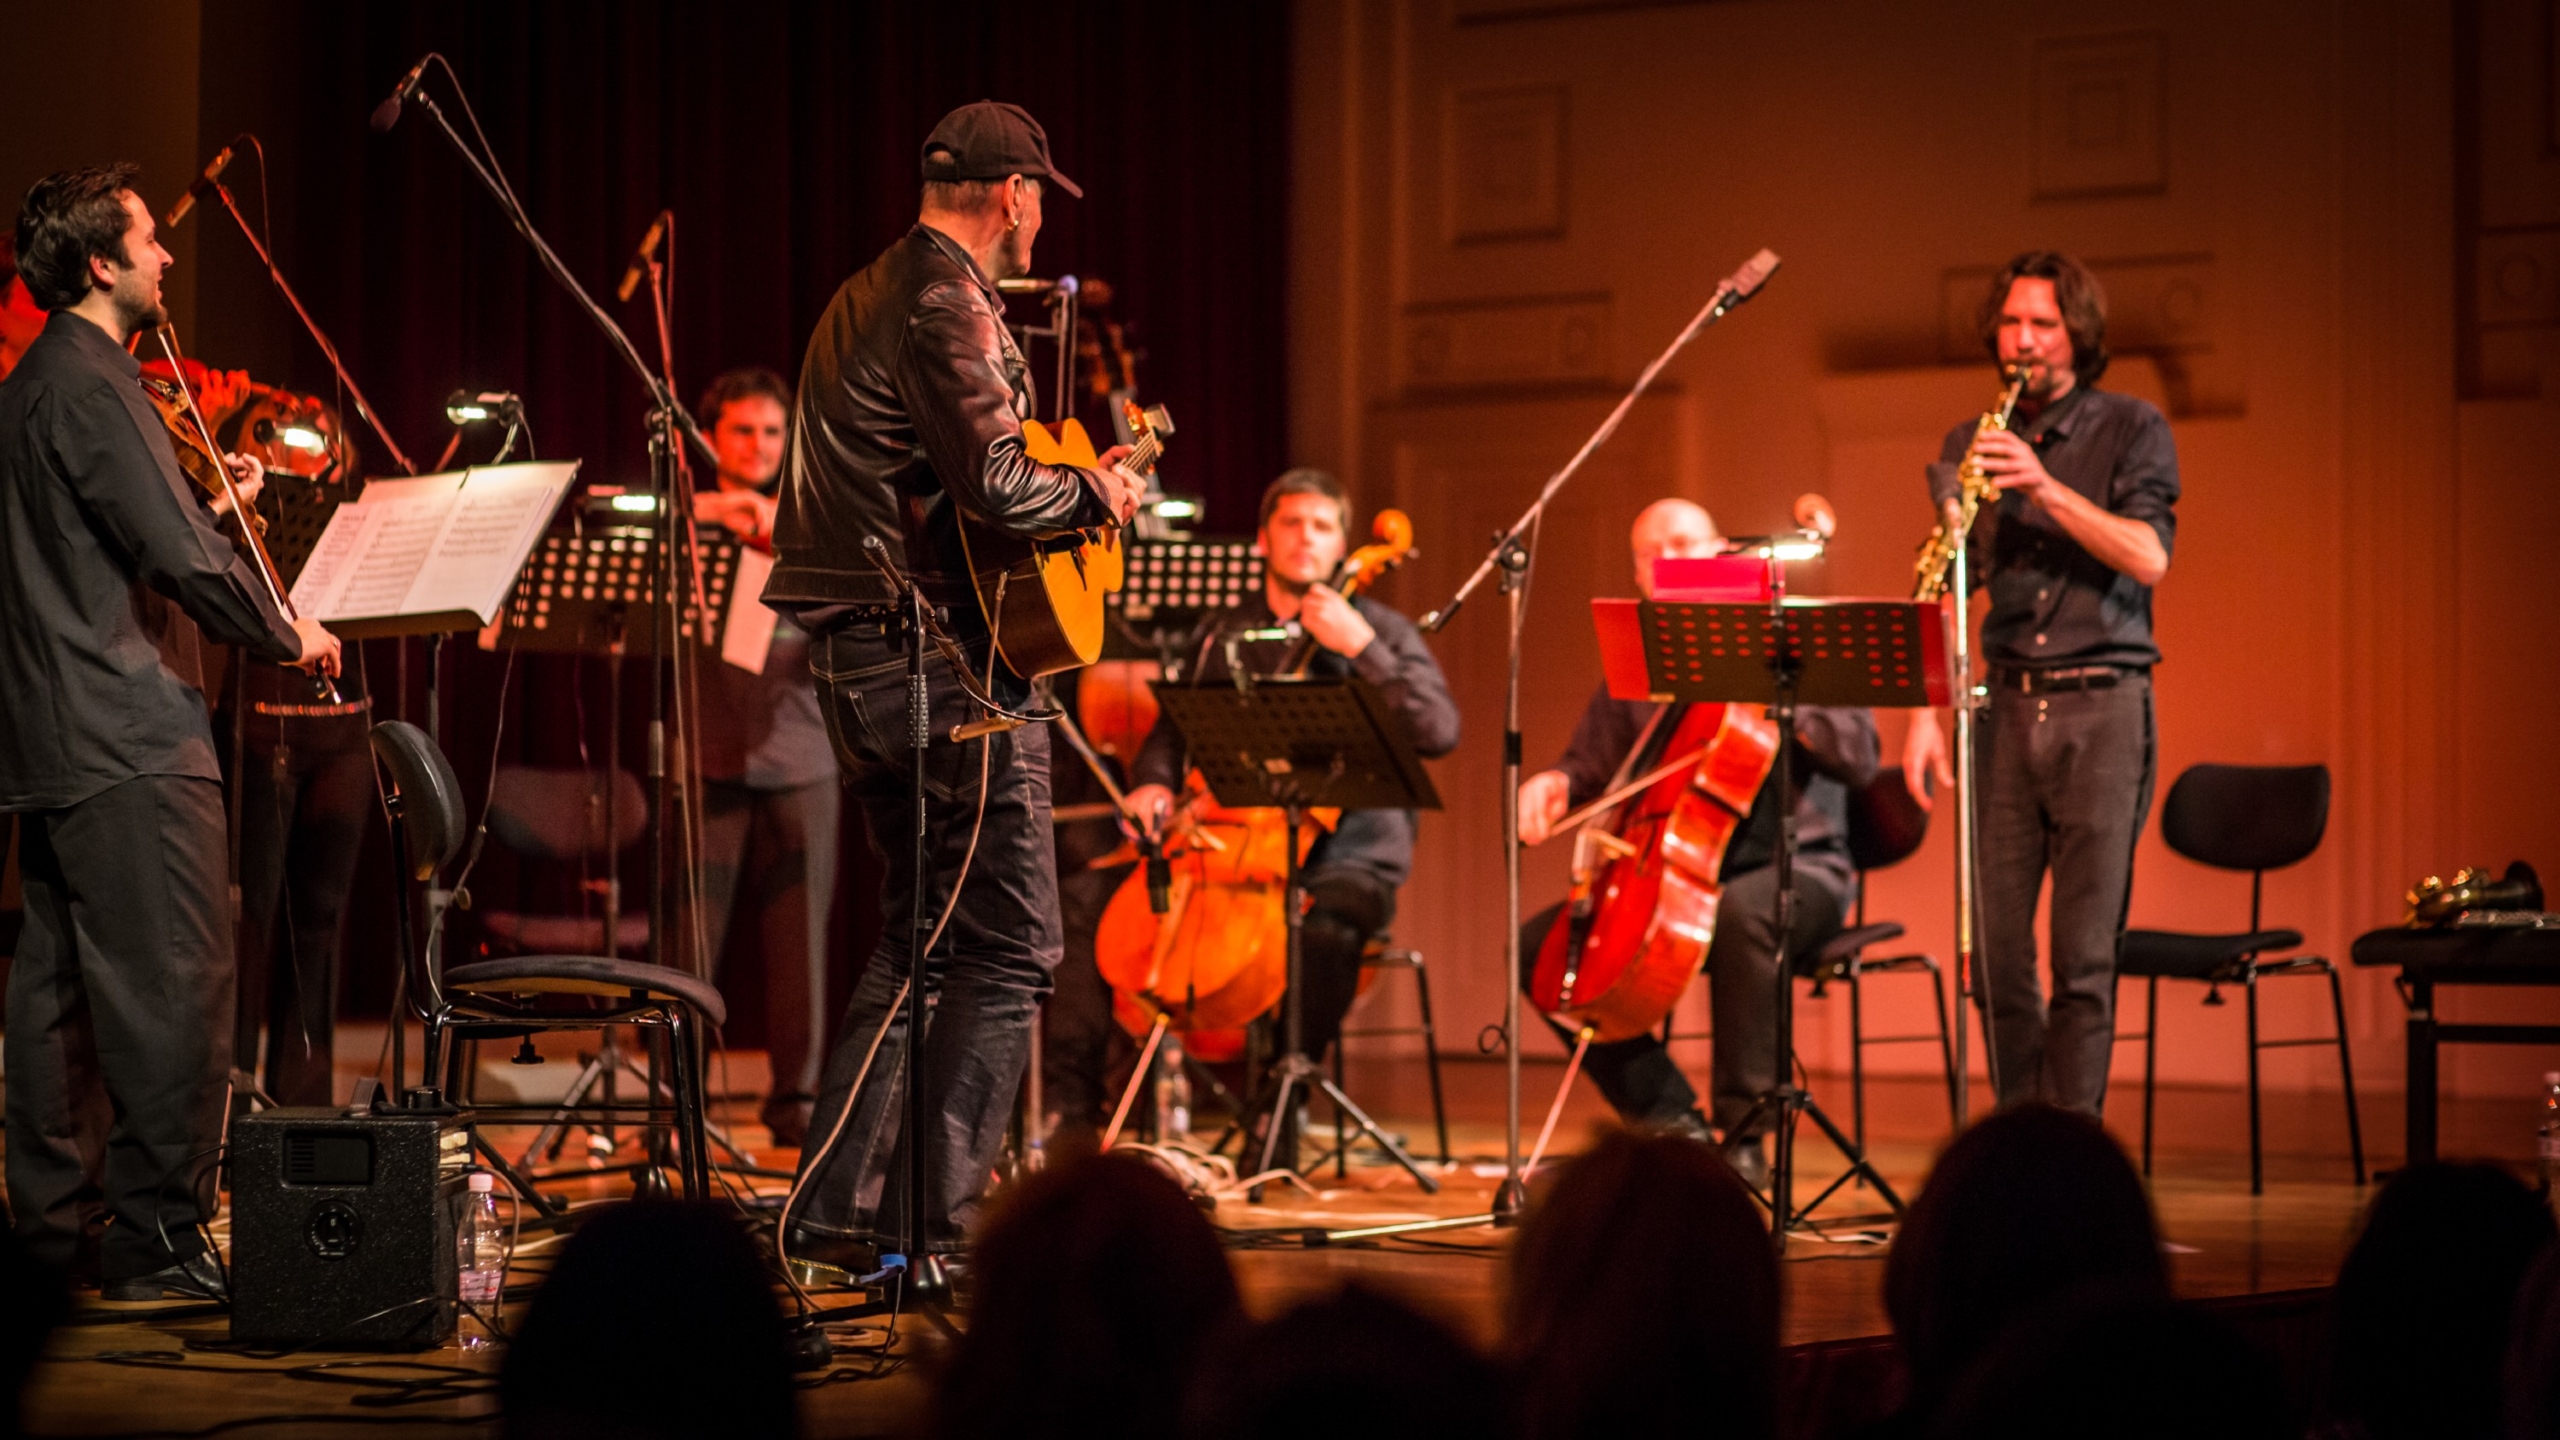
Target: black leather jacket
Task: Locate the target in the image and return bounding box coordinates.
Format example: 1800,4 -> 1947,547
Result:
765,225 -> 1111,620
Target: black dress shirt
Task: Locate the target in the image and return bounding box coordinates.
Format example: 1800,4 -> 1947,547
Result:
1548,683 -> 1878,879
1927,384 -> 2179,671
0,311 -> 300,811
1132,593 -> 1461,888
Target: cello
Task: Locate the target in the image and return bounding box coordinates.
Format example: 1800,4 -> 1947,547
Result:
1091,509 -> 1418,1056
1526,698 -> 1779,1044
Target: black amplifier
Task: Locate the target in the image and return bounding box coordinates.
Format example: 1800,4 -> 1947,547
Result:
229,1107 -> 469,1349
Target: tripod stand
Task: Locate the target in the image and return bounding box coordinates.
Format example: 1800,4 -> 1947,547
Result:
1149,678 -> 1442,1197
1606,594 -> 1946,1244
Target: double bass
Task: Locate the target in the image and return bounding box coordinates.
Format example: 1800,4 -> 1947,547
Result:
1526,697 -> 1778,1044
1092,510 -> 1418,1055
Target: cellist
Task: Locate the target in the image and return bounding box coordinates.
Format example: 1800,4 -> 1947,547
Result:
1516,499 -> 1877,1189
1122,469 -> 1461,1075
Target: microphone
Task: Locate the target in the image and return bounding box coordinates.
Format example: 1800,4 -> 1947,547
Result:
163,140 -> 237,230
1791,492 -> 1836,541
1709,248 -> 1782,317
994,275 -> 1079,298
616,212 -> 669,303
370,55 -> 432,133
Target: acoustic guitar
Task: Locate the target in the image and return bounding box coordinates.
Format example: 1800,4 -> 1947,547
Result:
958,398 -> 1170,677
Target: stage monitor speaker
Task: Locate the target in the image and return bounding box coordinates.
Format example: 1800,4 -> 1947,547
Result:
229,1107 -> 469,1349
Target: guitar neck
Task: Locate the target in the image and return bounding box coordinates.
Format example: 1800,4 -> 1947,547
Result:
1122,430 -> 1162,478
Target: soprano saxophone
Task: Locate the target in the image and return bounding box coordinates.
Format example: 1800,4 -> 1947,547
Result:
1912,363 -> 2033,601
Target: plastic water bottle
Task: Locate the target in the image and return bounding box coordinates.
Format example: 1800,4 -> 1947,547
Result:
1154,1035 -> 1193,1141
2540,1071 -> 2560,1224
456,1171 -> 505,1345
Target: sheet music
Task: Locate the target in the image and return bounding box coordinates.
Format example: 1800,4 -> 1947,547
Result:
719,544 -> 779,674
291,463 -> 577,631
287,502 -> 389,618
399,462 -> 579,621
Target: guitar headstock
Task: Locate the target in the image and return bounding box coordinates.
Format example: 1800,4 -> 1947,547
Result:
1123,400 -> 1174,444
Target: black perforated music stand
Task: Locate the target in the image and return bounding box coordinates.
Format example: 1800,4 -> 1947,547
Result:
1601,596 -> 1944,1243
488,522 -> 743,655
1153,676 -> 1443,1195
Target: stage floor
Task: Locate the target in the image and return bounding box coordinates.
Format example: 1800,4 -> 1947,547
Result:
18,1053 -> 2528,1438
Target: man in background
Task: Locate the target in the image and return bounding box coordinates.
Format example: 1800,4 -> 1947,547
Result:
687,366 -> 838,1147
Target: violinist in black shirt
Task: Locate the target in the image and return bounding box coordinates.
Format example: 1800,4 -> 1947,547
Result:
0,167 -> 337,1300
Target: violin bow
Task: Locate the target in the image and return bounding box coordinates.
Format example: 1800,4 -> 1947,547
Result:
153,327 -> 339,701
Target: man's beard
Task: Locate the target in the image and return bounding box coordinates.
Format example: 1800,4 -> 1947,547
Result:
110,272 -> 166,337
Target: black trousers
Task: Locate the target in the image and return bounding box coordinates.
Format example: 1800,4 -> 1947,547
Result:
692,777 -> 839,1112
6,775 -> 233,1280
1286,864 -> 1396,1062
1974,675 -> 2157,1114
1522,854 -> 1853,1135
230,709 -> 372,1109
794,628 -> 1058,1251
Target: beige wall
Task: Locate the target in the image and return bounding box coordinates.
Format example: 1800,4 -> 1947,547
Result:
1293,0 -> 2560,1103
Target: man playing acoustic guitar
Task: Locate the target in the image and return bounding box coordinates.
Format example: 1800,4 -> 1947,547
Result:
765,102 -> 1145,1272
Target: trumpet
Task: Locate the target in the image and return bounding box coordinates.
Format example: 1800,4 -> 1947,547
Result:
1913,363 -> 2033,601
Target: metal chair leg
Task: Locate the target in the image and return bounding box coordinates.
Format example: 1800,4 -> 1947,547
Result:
1331,1038 -> 1349,1179
2141,976 -> 2159,1178
1927,961 -> 1957,1125
669,1010 -> 710,1201
2245,971 -> 2264,1196
1847,969 -> 1868,1158
2323,961 -> 2366,1184
1411,951 -> 1450,1165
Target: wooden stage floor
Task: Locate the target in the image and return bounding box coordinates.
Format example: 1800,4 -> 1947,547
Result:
19,1054 -> 2536,1438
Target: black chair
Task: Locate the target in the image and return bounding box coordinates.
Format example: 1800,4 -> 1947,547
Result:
370,720 -> 724,1201
2113,763 -> 2364,1195
1663,763 -> 1958,1153
1328,940 -> 1452,1170
474,765 -> 650,957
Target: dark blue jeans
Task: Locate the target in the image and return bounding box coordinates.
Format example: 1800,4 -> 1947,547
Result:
793,626 -> 1059,1251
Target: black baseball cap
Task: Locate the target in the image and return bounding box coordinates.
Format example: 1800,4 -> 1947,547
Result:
920,100 -> 1082,199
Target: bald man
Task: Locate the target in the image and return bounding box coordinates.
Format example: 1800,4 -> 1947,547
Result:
1515,499 -> 1878,1188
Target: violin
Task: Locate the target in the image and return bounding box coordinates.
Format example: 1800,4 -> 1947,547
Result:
1527,699 -> 1779,1042
140,331 -> 337,701
1092,509 -> 1420,1049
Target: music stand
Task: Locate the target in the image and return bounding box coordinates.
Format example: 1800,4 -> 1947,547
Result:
481,517 -> 755,1187
1105,536 -> 1263,671
1152,677 -> 1444,1196
1596,594 -> 1946,1245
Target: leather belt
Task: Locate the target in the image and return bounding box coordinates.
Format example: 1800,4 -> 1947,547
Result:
250,697 -> 373,718
1992,664 -> 2144,695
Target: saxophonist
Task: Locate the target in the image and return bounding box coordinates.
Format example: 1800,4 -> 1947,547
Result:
1902,251 -> 2179,1116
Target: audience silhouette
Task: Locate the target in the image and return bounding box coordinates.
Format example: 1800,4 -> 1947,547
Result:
1925,1284 -> 2288,1440
2508,1245 -> 2560,1440
500,1201 -> 798,1440
2325,1161 -> 2556,1440
1184,1281 -> 1503,1440
930,1152 -> 1240,1440
1876,1103 -> 2167,1435
0,1229 -> 67,1440
1504,1127 -> 1778,1440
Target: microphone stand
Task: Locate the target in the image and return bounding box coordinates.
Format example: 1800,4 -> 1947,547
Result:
1329,253 -> 1780,1242
399,79 -> 725,1183
201,173 -> 417,475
